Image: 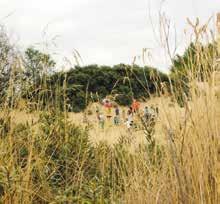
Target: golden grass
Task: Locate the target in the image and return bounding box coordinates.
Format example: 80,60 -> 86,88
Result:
0,78 -> 220,203
0,16 -> 220,203
3,96 -> 182,146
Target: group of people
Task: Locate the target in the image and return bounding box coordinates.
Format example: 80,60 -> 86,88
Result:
95,98 -> 159,130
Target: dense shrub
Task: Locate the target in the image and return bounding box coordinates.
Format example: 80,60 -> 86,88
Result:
115,93 -> 132,106
49,64 -> 169,112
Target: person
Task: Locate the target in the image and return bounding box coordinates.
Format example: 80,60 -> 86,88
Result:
148,105 -> 157,126
103,99 -> 112,120
98,113 -> 105,129
125,109 -> 133,129
95,105 -> 100,114
96,108 -> 100,120
131,99 -> 140,113
129,106 -> 133,114
114,105 -> 120,125
144,106 -> 150,121
155,106 -> 159,116
122,109 -> 126,122
150,105 -> 156,118
83,112 -> 88,123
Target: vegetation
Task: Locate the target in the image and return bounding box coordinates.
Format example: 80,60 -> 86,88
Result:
50,64 -> 169,112
0,44 -> 169,112
170,40 -> 219,106
0,18 -> 219,204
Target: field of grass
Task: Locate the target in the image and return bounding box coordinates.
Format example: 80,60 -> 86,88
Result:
1,87 -> 219,203
2,96 -> 182,146
0,16 -> 220,203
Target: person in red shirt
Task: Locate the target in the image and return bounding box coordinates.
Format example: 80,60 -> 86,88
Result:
103,99 -> 112,120
131,99 -> 140,113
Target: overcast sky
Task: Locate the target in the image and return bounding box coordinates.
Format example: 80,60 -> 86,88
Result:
0,0 -> 219,72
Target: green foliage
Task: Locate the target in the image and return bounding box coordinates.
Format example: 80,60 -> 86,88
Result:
0,115 -> 11,137
170,41 -> 218,106
0,27 -> 22,108
171,42 -> 218,78
67,88 -> 86,112
24,47 -> 56,85
51,64 -> 169,112
36,111 -> 103,202
115,93 -> 132,106
0,39 -> 169,112
19,47 -> 56,110
0,28 -> 13,103
0,109 -> 166,203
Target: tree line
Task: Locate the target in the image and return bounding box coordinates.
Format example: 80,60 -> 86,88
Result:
0,27 -> 218,112
0,45 -> 169,112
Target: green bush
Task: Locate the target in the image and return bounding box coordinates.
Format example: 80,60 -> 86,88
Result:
115,94 -> 132,106
48,64 -> 169,112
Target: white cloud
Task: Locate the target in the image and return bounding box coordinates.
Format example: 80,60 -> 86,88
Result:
0,0 -> 220,72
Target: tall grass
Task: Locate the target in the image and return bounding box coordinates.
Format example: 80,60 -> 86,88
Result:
0,17 -> 220,204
